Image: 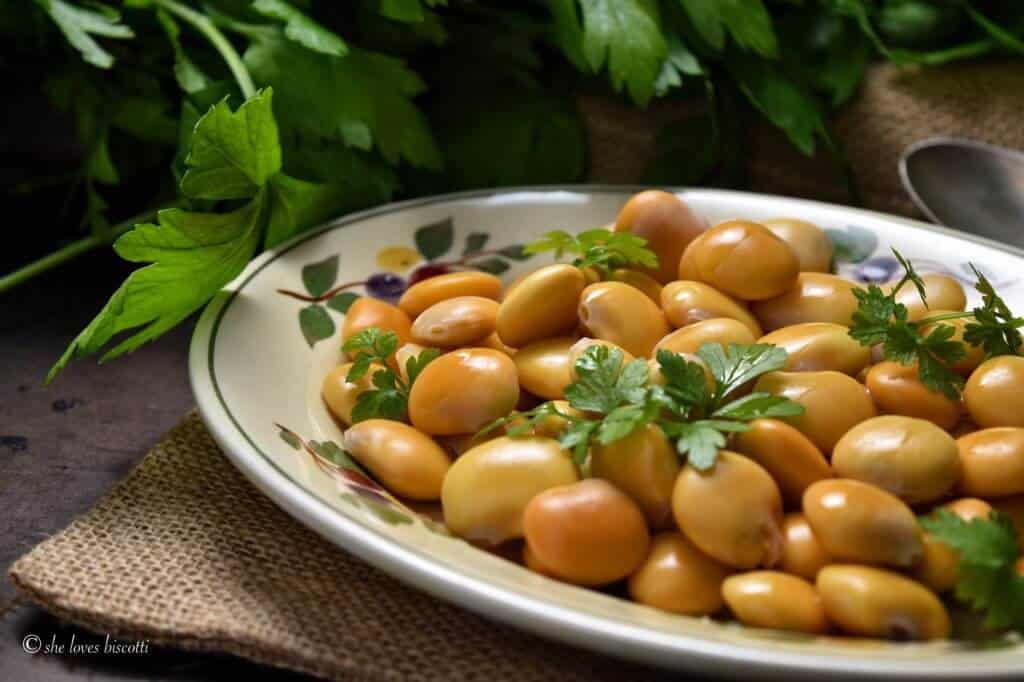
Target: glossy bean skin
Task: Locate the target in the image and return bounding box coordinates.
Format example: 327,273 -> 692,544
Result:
398,271 -> 503,318
410,296 -> 498,347
496,264 -> 585,348
628,532 -> 731,616
964,356 -> 1024,428
614,190 -> 706,283
409,349 -> 519,435
513,337 -> 575,400
889,274 -> 966,322
733,419 -> 832,504
321,362 -> 388,426
481,331 -> 517,356
722,571 -> 828,634
654,318 -> 757,356
915,498 -> 993,592
781,513 -> 831,580
578,282 -> 670,358
523,479 -> 650,586
660,281 -> 762,337
817,565 -> 951,641
803,479 -> 923,568
568,338 -> 635,381
832,415 -> 960,504
921,311 -> 985,375
956,428 -> 1024,497
441,436 -> 579,544
761,218 -> 833,273
610,268 -> 663,304
591,424 -> 680,528
672,452 -> 784,569
751,273 -> 861,332
865,361 -> 962,430
529,400 -> 586,439
394,343 -> 430,383
755,371 -> 877,453
342,298 -> 412,348
678,220 -> 799,301
342,420 -> 451,501
758,323 -> 870,376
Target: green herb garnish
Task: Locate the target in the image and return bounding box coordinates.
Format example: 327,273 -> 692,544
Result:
342,328 -> 440,423
524,229 -> 658,277
920,510 -> 1024,632
481,341 -> 802,471
963,265 -> 1024,357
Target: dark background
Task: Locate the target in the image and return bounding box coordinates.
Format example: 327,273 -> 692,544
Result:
0,253 -> 312,680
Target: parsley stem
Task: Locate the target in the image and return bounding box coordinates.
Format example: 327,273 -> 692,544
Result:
154,0 -> 256,99
0,208 -> 158,295
914,311 -> 975,326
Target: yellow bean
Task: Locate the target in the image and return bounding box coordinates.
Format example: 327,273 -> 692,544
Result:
780,513 -> 831,580
678,220 -> 799,300
722,571 -> 828,634
398,271 -> 503,317
761,218 -> 833,273
409,349 -> 519,435
441,436 -> 579,544
888,274 -> 966,322
496,264 -> 585,348
614,190 -> 706,283
410,296 -> 498,347
758,323 -> 870,376
832,415 -> 960,504
732,418 -> 832,504
865,361 -> 962,430
817,565 -> 951,641
513,337 -> 575,400
803,479 -> 923,568
964,356 -> 1024,428
751,273 -> 861,332
343,419 -> 451,500
577,281 -> 670,358
672,451 -> 783,569
321,362 -> 389,426
628,532 -> 731,616
654,318 -> 757,357
660,281 -> 762,337
956,427 -> 1024,497
591,424 -> 679,528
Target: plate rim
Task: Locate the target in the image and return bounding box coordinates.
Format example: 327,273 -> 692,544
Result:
189,185 -> 1024,679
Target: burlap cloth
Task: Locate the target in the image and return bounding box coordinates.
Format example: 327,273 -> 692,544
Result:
9,60 -> 1024,680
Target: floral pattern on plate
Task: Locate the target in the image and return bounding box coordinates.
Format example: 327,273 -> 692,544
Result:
277,217 -> 530,347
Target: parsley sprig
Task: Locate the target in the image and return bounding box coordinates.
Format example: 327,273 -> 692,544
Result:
921,510 -> 1024,632
480,341 -> 803,472
523,228 -> 658,277
657,344 -> 804,470
849,250 -> 1024,400
342,328 -> 439,423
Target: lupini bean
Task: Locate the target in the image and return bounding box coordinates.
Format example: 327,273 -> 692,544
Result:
832,415 -> 960,504
865,361 -> 962,430
513,337 -> 575,400
817,565 -> 951,641
398,271 -> 503,318
322,361 -> 388,426
614,190 -> 706,283
722,571 -> 828,634
591,424 -> 679,528
342,298 -> 412,349
964,356 -> 1024,428
956,427 -> 1024,497
496,264 -> 585,348
660,281 -> 762,337
409,348 -> 519,435
751,273 -> 861,332
672,452 -> 783,569
343,420 -> 451,500
889,274 -> 966,322
578,281 -> 670,358
758,323 -> 870,376
733,418 -> 832,504
915,498 -> 993,592
654,318 -> 757,356
780,513 -> 831,580
678,220 -> 799,301
410,296 -> 498,347
803,479 -> 923,568
628,532 -> 731,616
523,479 -> 650,586
761,218 -> 833,273
442,436 -> 579,544
755,370 -> 877,453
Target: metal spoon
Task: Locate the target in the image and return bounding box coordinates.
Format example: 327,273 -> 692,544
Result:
900,137 -> 1024,247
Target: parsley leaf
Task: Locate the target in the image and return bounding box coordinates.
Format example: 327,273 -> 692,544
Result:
848,249 -> 968,399
524,228 -> 658,274
663,419 -> 751,471
251,0 -> 348,57
697,342 -> 788,406
654,349 -> 709,412
342,327 -> 439,423
678,0 -> 778,58
920,510 -> 1024,631
712,392 -> 805,420
578,0 -> 667,106
564,344 -> 650,413
36,0 -> 134,69
964,265 -> 1024,357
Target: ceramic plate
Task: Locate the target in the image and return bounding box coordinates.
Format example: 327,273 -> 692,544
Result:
190,187 -> 1024,679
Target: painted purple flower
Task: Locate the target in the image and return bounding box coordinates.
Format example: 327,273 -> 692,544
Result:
853,256 -> 901,283
366,272 -> 407,300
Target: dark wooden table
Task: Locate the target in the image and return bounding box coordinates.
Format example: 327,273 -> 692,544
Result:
0,254 -> 312,680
